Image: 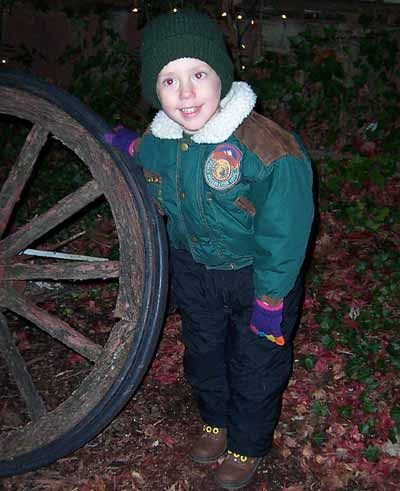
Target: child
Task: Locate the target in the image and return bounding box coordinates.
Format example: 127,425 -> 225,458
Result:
106,9 -> 314,489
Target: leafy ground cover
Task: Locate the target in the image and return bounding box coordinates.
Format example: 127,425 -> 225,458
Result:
1,16 -> 399,491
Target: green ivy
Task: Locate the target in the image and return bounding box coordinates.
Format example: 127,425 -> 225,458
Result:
363,445 -> 380,462
247,24 -> 399,153
59,15 -> 143,128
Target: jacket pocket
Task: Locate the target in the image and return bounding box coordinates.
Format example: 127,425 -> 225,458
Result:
143,169 -> 161,185
205,189 -> 254,237
233,196 -> 256,217
143,170 -> 164,215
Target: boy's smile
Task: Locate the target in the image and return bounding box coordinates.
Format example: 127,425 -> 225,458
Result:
156,58 -> 222,134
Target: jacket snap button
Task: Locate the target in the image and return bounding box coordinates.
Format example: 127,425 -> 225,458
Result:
179,192 -> 185,200
180,143 -> 189,151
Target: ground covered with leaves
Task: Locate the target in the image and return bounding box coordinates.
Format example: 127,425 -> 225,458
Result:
1,143 -> 399,491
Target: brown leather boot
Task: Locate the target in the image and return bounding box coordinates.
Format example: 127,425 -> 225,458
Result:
190,424 -> 227,463
215,450 -> 262,489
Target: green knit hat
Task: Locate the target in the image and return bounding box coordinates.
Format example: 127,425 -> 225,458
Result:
140,10 -> 234,109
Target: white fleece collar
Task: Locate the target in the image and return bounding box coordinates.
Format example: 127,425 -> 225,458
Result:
150,81 -> 257,144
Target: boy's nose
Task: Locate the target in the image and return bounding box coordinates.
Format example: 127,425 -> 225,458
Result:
180,81 -> 195,99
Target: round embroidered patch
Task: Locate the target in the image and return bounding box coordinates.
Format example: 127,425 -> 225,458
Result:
204,144 -> 242,190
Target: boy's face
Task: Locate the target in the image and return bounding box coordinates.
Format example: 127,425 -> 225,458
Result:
156,58 -> 221,134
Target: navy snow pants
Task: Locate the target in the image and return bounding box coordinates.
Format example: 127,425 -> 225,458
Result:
170,248 -> 304,457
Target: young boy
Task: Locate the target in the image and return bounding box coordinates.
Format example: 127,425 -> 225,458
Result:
106,9 -> 314,489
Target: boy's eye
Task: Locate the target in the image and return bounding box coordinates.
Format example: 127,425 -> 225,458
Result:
163,78 -> 175,86
194,71 -> 206,80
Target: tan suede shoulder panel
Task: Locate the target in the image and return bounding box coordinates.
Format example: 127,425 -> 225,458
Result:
234,111 -> 303,166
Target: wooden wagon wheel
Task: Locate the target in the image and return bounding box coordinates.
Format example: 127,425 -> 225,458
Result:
0,71 -> 168,477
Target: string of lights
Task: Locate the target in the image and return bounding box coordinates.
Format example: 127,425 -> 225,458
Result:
127,1 -> 262,72
128,2 -> 262,24
0,2 -> 288,69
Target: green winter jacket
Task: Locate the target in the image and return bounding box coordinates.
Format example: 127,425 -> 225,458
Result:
133,82 -> 314,299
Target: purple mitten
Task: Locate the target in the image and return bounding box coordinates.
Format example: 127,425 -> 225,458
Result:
103,125 -> 139,157
250,299 -> 285,346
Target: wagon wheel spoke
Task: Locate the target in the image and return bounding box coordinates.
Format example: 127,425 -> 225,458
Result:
0,73 -> 167,478
0,124 -> 49,239
0,289 -> 102,362
0,312 -> 47,421
2,260 -> 120,281
0,179 -> 103,260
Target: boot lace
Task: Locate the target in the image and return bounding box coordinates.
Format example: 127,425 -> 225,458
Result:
202,424 -> 222,435
227,449 -> 248,463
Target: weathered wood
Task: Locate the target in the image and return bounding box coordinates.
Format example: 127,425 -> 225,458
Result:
1,260 -> 120,281
0,179 -> 103,260
0,312 -> 47,421
0,124 -> 49,238
0,76 -> 163,475
0,289 -> 103,362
